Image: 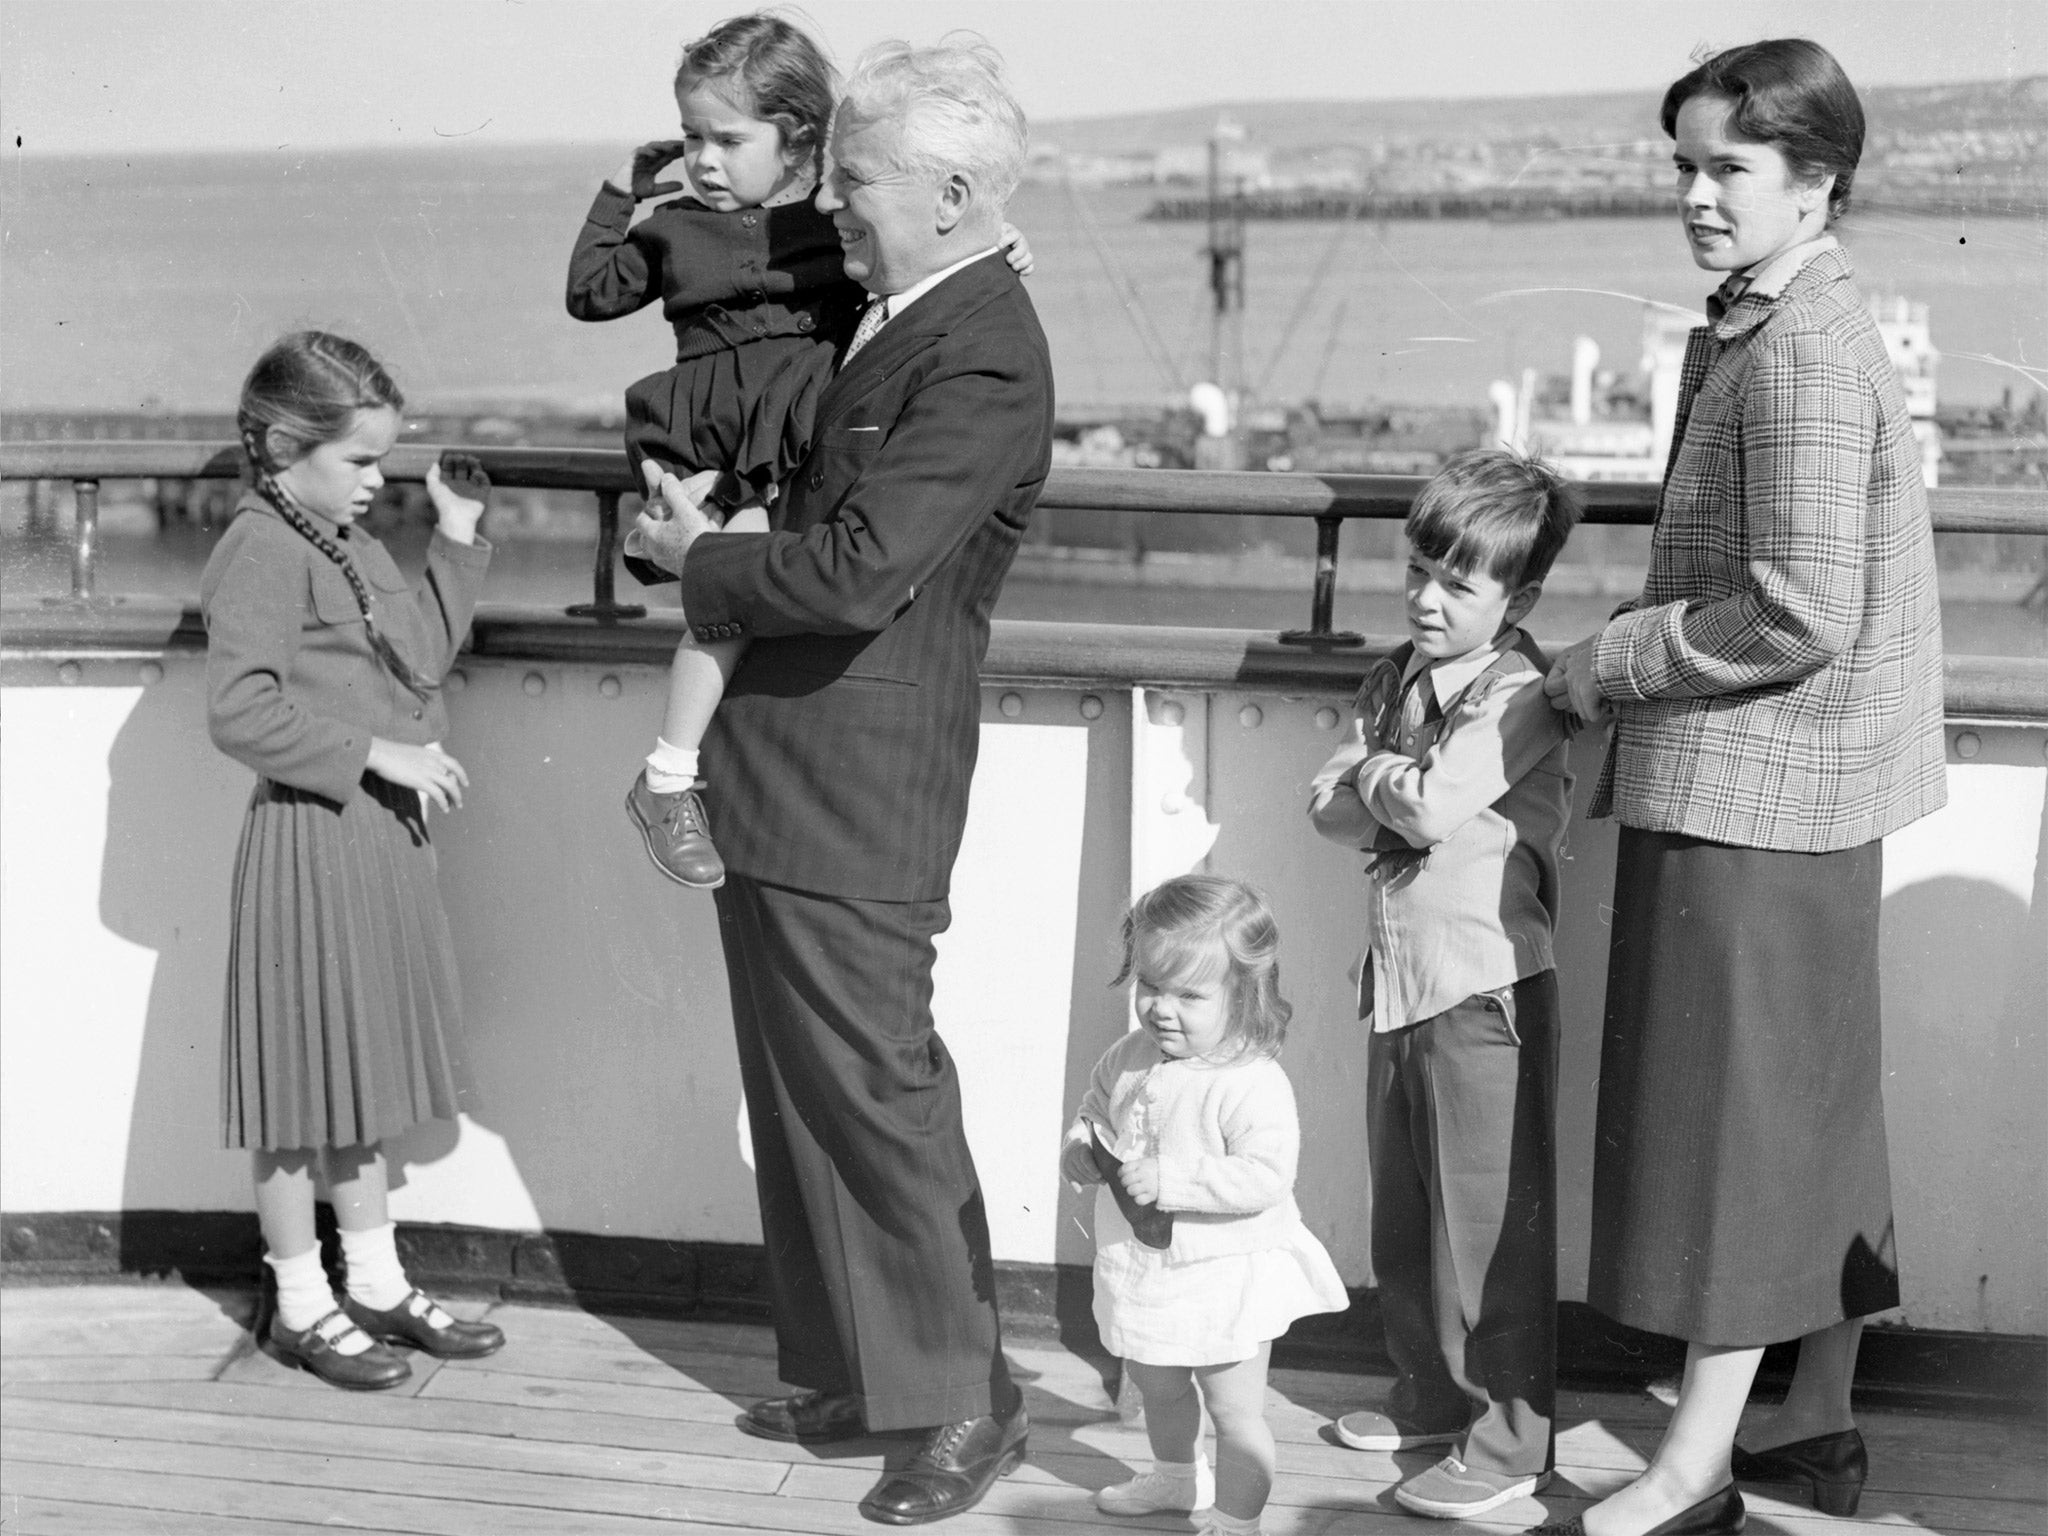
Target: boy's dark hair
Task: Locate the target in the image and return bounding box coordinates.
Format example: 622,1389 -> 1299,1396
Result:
1405,448 -> 1583,589
1660,38 -> 1864,224
675,12 -> 837,173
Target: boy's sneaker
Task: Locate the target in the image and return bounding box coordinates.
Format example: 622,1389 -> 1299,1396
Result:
1393,1456 -> 1550,1519
1332,1408 -> 1463,1451
626,771 -> 725,889
1095,1458 -> 1213,1515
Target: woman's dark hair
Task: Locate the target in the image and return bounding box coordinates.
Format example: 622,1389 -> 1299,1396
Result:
675,12 -> 837,172
238,330 -> 403,472
1660,38 -> 1864,223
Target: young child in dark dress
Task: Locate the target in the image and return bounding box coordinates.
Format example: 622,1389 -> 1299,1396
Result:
568,12 -> 1030,891
203,331 -> 503,1390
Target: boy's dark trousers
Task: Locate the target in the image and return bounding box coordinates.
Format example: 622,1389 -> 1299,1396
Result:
1367,970 -> 1558,1477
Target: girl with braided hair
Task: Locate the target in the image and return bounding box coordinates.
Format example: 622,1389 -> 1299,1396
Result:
200,330 -> 503,1389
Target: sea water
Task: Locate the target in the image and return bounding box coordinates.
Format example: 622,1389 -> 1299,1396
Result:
4,145 -> 2043,415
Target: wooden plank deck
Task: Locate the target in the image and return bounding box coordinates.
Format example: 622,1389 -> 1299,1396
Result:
3,1285 -> 2042,1535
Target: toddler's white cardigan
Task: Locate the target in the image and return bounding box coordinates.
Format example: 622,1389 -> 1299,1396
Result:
1066,1030 -> 1307,1264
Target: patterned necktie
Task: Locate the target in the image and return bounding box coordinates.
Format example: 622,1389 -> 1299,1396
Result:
841,296 -> 889,368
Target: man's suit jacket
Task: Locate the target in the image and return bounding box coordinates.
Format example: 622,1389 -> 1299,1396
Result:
674,253 -> 1054,902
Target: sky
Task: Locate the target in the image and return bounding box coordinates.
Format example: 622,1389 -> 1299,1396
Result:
4,0 -> 2046,156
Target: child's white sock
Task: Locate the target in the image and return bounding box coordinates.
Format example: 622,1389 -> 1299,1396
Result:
266,1244 -> 367,1352
339,1222 -> 414,1312
1204,1508 -> 1261,1536
645,737 -> 700,794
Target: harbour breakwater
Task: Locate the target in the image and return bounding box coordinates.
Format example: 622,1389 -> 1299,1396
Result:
1145,182 -> 2048,222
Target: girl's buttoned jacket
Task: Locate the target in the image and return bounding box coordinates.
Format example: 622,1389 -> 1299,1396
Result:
1067,1030 -> 1307,1264
200,494 -> 491,804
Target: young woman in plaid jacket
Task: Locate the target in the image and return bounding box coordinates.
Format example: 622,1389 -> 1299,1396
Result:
1538,39 -> 1945,1536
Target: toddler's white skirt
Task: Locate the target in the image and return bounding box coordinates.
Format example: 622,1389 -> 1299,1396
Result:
1094,1225 -> 1349,1367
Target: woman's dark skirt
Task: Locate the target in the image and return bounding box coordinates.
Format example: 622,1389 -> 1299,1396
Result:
1587,827 -> 1899,1346
220,774 -> 464,1152
624,333 -> 838,505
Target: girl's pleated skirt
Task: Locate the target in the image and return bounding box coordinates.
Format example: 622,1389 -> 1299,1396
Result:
1587,827 -> 1900,1346
220,774 -> 464,1151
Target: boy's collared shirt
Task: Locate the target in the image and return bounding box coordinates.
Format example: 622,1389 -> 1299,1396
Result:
1309,629 -> 1572,1032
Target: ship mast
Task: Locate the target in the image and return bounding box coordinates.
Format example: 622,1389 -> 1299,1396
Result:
1196,116 -> 1248,469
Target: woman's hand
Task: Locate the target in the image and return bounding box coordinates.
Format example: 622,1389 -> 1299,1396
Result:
608,140 -> 690,201
424,453 -> 489,546
999,223 -> 1035,276
1117,1156 -> 1162,1206
1544,635 -> 1612,729
1060,1136 -> 1100,1189
367,738 -> 469,812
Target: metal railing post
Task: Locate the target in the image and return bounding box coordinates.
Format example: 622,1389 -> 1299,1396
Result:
1278,513 -> 1363,648
565,488 -> 647,623
70,478 -> 100,602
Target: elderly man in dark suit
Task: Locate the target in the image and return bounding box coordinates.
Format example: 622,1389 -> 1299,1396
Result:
629,37 -> 1052,1528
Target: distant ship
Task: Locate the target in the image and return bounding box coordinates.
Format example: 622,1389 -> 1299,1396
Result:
1504,297 -> 1944,487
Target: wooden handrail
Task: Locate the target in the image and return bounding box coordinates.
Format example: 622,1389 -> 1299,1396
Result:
4,439 -> 2042,628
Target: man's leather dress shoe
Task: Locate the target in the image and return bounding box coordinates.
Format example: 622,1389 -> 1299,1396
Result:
737,1389 -> 868,1444
858,1397 -> 1028,1525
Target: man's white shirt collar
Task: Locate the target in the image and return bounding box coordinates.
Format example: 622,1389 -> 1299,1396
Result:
874,246 -> 1001,320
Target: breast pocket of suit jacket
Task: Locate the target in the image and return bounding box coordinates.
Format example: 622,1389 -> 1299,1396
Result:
797,422 -> 888,503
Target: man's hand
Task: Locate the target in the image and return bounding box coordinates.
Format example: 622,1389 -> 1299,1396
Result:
607,140 -> 690,201
630,462 -> 723,577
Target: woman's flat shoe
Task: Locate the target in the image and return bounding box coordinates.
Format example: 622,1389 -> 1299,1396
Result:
1525,1483 -> 1745,1536
1731,1427 -> 1866,1517
267,1310 -> 412,1391
343,1289 -> 505,1359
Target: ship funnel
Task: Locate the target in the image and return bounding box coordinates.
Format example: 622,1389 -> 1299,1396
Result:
1571,336 -> 1600,426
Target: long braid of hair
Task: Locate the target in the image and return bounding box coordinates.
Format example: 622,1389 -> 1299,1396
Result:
242,428 -> 437,701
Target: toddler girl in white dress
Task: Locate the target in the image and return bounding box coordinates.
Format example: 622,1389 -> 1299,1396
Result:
1063,875 -> 1349,1536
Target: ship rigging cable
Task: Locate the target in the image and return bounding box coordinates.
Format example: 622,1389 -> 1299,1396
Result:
1061,177 -> 1187,395
1254,215 -> 1354,396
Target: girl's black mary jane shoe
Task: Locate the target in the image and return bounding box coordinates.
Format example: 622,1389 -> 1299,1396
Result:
343,1288 -> 506,1359
266,1309 -> 412,1391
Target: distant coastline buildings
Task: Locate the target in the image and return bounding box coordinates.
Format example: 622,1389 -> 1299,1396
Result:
1027,76 -> 2048,219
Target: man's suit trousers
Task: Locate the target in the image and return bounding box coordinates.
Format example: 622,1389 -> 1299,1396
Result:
714,873 -> 1009,1430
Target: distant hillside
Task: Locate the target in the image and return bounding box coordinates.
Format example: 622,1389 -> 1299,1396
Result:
1031,76 -> 2047,207
1035,76 -> 2048,157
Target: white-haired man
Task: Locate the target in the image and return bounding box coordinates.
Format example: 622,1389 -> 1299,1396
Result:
632,37 -> 1051,1526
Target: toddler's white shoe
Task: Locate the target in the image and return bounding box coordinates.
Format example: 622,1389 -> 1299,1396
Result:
1095,1455 -> 1213,1515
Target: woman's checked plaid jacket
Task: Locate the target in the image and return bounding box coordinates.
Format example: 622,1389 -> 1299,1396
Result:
1590,241 -> 1947,852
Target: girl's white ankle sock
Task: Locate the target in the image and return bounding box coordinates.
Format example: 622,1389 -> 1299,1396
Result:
338,1222 -> 414,1311
645,737 -> 699,794
265,1244 -> 358,1347
1204,1508 -> 1261,1536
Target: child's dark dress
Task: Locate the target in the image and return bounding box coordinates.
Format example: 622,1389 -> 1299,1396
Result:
200,496 -> 491,1151
566,186 -> 864,503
